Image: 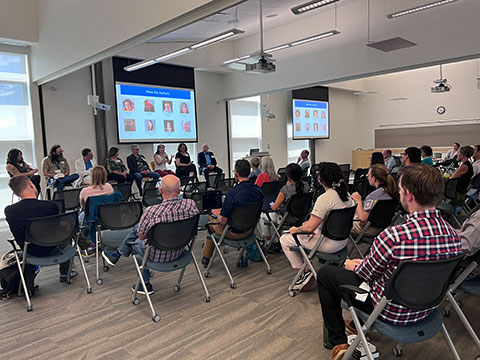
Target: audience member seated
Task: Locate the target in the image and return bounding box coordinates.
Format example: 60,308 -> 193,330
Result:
127,144 -> 160,195
370,152 -> 384,165
153,144 -> 175,177
260,163 -> 309,241
197,143 -> 223,180
445,142 -> 460,160
401,146 -> 422,166
382,149 -> 395,172
5,176 -> 78,287
472,145 -> 480,177
249,157 -> 261,181
459,208 -> 480,256
420,145 -> 434,165
175,143 -> 197,178
75,147 -> 96,186
297,149 -> 311,171
451,145 -> 474,200
317,164 -> 463,360
201,159 -> 264,266
255,156 -> 279,187
280,162 -> 355,292
105,146 -> 134,184
102,175 -> 199,294
79,166 -> 114,207
42,144 -> 79,191
6,148 -> 41,195
351,164 -> 399,237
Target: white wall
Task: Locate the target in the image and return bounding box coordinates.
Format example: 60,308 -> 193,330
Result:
41,67 -> 97,164
0,0 -> 38,44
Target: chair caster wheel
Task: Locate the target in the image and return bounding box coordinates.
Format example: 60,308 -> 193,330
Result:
223,248 -> 229,254
133,298 -> 140,305
393,345 -> 403,357
96,278 -> 103,285
153,314 -> 161,322
267,269 -> 272,275
87,288 -> 92,294
84,258 -> 89,263
230,283 -> 237,289
205,272 -> 210,278
442,308 -> 451,317
27,305 -> 33,312
173,285 -> 180,292
103,265 -> 109,272
205,296 -> 210,303
288,290 -> 296,297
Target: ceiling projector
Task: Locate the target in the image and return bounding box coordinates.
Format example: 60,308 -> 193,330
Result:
245,56 -> 276,74
431,79 -> 451,93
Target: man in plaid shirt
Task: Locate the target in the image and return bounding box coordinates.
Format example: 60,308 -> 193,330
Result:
102,175 -> 198,294
317,164 -> 463,360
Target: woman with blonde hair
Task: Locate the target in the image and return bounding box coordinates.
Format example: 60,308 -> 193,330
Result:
351,164 -> 399,236
79,166 -> 114,207
255,156 -> 279,187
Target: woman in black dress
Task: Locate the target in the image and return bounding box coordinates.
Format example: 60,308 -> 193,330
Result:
175,143 -> 197,178
451,145 -> 474,200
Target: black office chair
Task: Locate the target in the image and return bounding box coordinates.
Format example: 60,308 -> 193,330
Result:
94,201 -> 143,285
341,255 -> 464,359
437,178 -> 463,228
52,187 -> 83,211
112,182 -> 132,202
51,199 -> 65,213
216,177 -> 236,195
183,181 -> 207,199
8,211 -> 92,311
205,201 -> 269,288
349,199 -> 399,258
180,176 -> 198,187
207,172 -> 224,189
143,179 -> 159,191
277,167 -> 287,183
288,206 -> 356,297
142,187 -> 163,207
129,214 -> 210,322
260,180 -> 283,211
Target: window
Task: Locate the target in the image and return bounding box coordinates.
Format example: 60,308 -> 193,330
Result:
0,51 -> 35,217
229,96 -> 262,166
151,143 -> 197,173
287,123 -> 310,164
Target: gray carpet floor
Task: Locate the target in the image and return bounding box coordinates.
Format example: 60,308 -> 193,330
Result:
0,220 -> 479,360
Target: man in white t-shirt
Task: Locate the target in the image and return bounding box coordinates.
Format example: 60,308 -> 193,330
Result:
297,149 -> 311,171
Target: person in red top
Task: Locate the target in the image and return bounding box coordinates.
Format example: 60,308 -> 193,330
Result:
255,156 -> 279,188
317,164 -> 463,360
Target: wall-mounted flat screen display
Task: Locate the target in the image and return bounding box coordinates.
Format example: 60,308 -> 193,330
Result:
292,99 -> 329,140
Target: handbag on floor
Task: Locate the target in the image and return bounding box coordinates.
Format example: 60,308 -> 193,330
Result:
0,250 -> 20,299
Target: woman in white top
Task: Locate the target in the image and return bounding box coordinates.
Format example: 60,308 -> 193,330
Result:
153,144 -> 175,177
79,166 -> 114,207
280,162 -> 354,291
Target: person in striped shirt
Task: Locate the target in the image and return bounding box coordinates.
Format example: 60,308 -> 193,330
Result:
317,164 -> 463,360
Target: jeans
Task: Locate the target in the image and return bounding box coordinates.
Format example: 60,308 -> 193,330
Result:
132,171 -> 160,195
119,225 -> 150,283
55,174 -> 80,191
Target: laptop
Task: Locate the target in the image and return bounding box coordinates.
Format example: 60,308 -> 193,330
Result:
249,148 -> 260,155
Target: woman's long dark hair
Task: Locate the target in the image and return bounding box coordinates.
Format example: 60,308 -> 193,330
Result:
370,152 -> 384,165
286,163 -> 303,195
108,147 -> 119,158
6,148 -> 22,166
49,144 -> 62,162
318,162 -> 349,201
177,143 -> 188,153
155,144 -> 164,156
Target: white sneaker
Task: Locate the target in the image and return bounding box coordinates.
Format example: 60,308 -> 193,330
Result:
293,270 -> 313,290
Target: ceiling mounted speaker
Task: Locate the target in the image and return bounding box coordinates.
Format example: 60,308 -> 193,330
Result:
366,37 -> 417,52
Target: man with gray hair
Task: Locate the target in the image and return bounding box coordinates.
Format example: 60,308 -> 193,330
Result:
197,143 -> 223,181
126,144 -> 159,195
102,175 -> 198,294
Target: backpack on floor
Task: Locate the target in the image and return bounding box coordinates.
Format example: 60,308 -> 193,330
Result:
0,251 -> 20,299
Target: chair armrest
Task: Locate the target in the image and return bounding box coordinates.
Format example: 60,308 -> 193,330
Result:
7,239 -> 19,252
291,231 -> 314,247
339,284 -> 369,307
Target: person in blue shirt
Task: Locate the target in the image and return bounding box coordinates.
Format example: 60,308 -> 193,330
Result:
197,143 -> 223,182
75,148 -> 97,185
420,145 -> 434,166
201,159 -> 264,266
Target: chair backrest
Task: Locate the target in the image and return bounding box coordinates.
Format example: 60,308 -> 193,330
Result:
26,211 -> 79,248
301,166 -> 310,177
353,179 -> 369,199
142,187 -> 163,207
444,178 -> 460,200
338,164 -> 351,173
384,255 -> 464,310
286,192 -> 314,219
143,179 -> 159,191
180,176 -> 198,187
321,206 -> 357,240
353,168 -> 369,184
148,214 -> 200,250
228,201 -> 263,232
261,180 -> 283,198
53,187 -> 83,211
216,177 -> 235,194
112,183 -> 132,202
470,173 -> 480,189
190,190 -> 223,213
51,199 -> 65,213
393,156 -> 402,167
368,199 -> 399,228
301,176 -> 312,189
277,167 -> 287,183
97,201 -> 143,230
207,172 -> 224,188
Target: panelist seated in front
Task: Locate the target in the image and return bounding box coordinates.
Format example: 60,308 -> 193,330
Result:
175,143 -> 197,178
126,144 -> 160,196
43,144 -> 79,191
197,143 -> 223,180
74,147 -> 96,186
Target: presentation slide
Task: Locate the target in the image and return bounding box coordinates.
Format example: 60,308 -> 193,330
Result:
115,82 -> 197,143
292,99 -> 329,140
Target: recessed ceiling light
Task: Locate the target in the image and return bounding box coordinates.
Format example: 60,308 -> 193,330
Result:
387,0 -> 458,19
